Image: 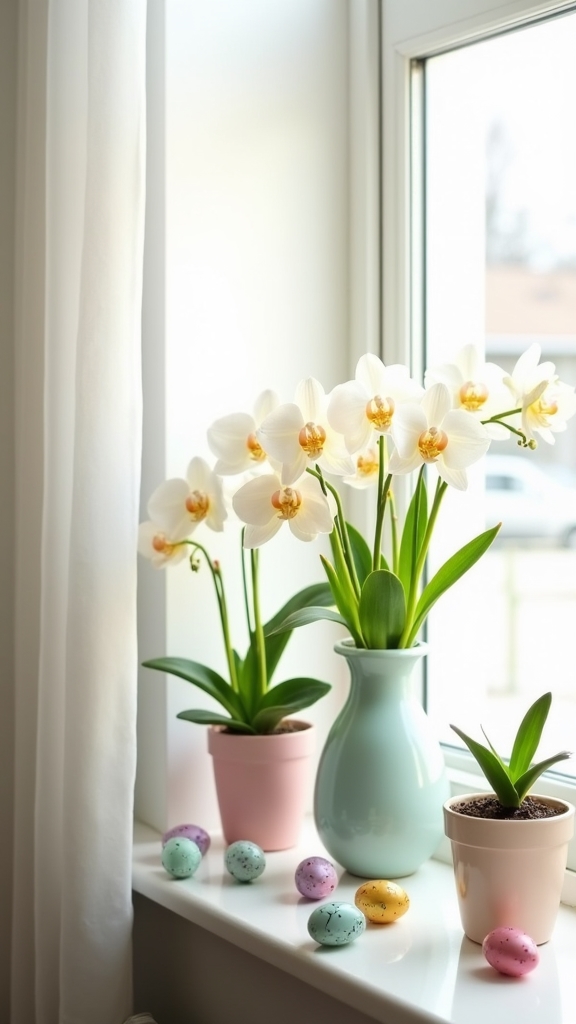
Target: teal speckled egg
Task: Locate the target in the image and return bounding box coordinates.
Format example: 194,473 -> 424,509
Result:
308,901 -> 366,946
225,840 -> 266,882
161,837 -> 202,879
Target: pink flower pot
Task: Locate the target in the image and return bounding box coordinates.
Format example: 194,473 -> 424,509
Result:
444,793 -> 575,944
207,721 -> 315,851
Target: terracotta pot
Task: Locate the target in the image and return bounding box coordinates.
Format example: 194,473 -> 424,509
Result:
207,721 -> 315,851
444,792 -> 575,944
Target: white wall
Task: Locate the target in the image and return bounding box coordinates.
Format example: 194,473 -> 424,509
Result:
136,0 -> 357,834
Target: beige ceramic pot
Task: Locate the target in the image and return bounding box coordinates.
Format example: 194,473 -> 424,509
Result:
208,721 -> 315,852
444,792 -> 575,944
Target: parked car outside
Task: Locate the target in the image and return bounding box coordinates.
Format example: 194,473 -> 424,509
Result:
484,454 -> 576,547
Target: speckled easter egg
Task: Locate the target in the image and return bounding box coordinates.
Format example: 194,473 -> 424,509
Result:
225,841 -> 266,882
307,902 -> 366,946
161,837 -> 202,879
162,822 -> 211,857
295,856 -> 338,900
482,927 -> 540,977
354,880 -> 410,924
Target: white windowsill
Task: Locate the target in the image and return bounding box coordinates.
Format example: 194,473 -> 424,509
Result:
132,816 -> 576,1024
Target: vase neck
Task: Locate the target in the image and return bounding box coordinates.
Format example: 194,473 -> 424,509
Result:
338,646 -> 425,706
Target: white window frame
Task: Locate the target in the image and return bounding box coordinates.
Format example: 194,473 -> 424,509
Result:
381,0 -> 576,880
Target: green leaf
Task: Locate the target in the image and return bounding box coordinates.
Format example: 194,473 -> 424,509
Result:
265,605 -> 348,636
358,570 -> 406,649
176,709 -> 256,734
509,692 -> 552,782
320,554 -> 364,647
514,751 -> 572,804
261,581 -> 334,683
406,524 -> 501,646
398,473 -> 428,596
345,522 -> 373,586
450,724 -> 520,807
251,677 -> 332,734
142,656 -> 243,719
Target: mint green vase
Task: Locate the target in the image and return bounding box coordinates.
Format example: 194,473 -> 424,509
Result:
314,639 -> 449,878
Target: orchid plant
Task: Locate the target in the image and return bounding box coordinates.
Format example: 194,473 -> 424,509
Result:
451,692 -> 571,807
139,342 -> 576,730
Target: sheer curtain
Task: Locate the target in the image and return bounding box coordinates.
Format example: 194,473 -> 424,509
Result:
12,2 -> 147,1022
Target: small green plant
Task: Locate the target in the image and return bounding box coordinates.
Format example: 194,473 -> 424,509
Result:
451,692 -> 571,808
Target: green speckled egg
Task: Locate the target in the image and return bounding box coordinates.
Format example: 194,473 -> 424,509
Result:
225,840 -> 266,882
161,837 -> 202,879
307,901 -> 366,946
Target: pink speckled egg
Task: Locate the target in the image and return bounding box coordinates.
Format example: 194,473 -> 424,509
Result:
295,856 -> 338,900
162,823 -> 210,857
482,927 -> 540,977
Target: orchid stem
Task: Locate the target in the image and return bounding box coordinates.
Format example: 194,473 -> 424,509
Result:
250,548 -> 267,701
189,541 -> 239,692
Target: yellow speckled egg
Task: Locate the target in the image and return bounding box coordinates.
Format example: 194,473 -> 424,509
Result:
354,880 -> 410,924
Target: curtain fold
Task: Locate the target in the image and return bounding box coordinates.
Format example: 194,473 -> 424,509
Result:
13,2 -> 147,1021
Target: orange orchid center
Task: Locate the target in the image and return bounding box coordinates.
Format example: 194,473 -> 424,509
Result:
418,426 -> 449,462
366,395 -> 395,431
152,533 -> 176,556
271,486 -> 302,520
246,432 -> 266,462
298,421 -> 327,459
533,395 -> 559,420
185,489 -> 210,522
459,380 -> 489,412
356,449 -> 379,478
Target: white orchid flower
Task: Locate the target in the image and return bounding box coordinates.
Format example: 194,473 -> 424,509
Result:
388,383 -> 491,490
424,344 -> 511,439
343,446 -> 380,489
207,390 -> 280,474
327,353 -> 424,454
503,343 -> 576,444
256,377 -> 353,486
232,471 -> 336,548
138,521 -> 189,568
147,457 -> 227,540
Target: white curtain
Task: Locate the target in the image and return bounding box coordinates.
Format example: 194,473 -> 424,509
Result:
12,2 -> 147,1022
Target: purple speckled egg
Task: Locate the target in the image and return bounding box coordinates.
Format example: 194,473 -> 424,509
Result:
482,927 -> 540,977
162,823 -> 211,857
295,856 -> 338,900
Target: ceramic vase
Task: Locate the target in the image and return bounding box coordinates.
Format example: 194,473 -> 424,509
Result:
314,639 -> 449,877
208,721 -> 315,851
444,792 -> 575,944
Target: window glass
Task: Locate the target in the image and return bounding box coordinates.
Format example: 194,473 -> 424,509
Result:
423,14 -> 576,770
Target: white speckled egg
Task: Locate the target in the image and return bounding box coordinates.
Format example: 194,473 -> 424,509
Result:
482,927 -> 540,977
161,837 -> 202,879
162,823 -> 210,857
295,856 -> 338,900
354,880 -> 410,924
225,841 -> 266,882
307,902 -> 366,946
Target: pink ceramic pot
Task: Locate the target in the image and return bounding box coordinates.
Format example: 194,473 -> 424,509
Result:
208,721 -> 315,851
444,792 -> 575,944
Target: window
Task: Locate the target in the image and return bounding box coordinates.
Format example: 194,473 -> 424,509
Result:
419,11 -> 576,776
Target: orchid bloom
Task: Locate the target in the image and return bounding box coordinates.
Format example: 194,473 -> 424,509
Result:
388,382 -> 491,490
343,446 -> 381,489
503,343 -> 576,444
256,377 -> 354,486
232,471 -> 336,548
137,521 -> 189,568
424,344 -> 511,439
327,354 -> 423,455
147,456 -> 227,540
207,390 -> 280,474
